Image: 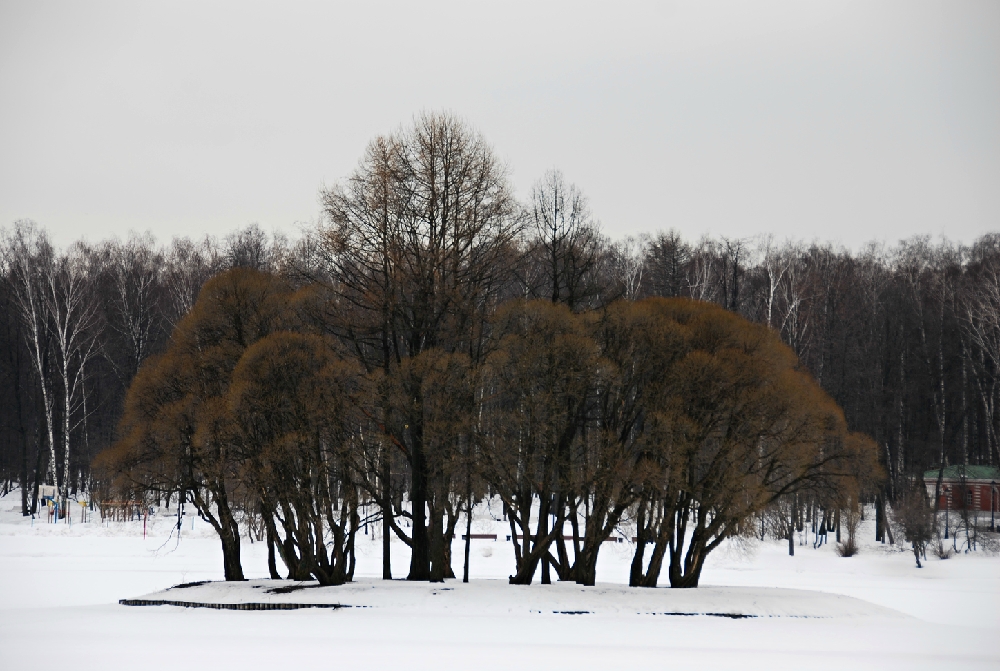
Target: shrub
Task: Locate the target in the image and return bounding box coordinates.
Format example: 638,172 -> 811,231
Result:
836,539 -> 859,557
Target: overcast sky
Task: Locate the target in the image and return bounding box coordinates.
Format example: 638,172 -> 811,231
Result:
1,0 -> 997,251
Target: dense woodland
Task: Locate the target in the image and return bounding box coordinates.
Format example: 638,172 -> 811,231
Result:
1,113 -> 997,584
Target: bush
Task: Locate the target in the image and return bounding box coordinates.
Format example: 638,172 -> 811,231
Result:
934,542 -> 954,560
838,498 -> 861,557
836,539 -> 858,557
891,487 -> 935,568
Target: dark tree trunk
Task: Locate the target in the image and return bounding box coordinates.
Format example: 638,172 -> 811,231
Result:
197,487 -> 245,581
262,504 -> 280,579
407,424 -> 430,581
218,510 -> 245,581
642,537 -> 669,587
9,329 -> 30,516
462,510 -> 472,583
539,507 -> 551,584
666,538 -> 707,588
629,499 -> 649,587
462,479 -> 472,583
631,519 -> 671,588
220,534 -> 244,581
788,495 -> 795,556
428,498 -> 445,582
875,495 -> 884,542
442,500 -> 459,580
266,528 -> 279,579
382,459 -> 392,580
573,529 -> 605,587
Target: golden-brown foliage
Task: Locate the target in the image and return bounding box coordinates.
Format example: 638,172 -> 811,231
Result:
94,268 -> 294,580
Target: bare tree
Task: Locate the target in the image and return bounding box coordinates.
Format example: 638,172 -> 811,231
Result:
609,235 -> 647,301
524,169 -> 604,310
224,223 -> 291,273
2,222 -> 58,494
101,233 -> 164,381
963,242 -> 1000,465
643,229 -> 690,298
320,112 -> 521,581
44,242 -> 100,500
892,484 -> 934,568
163,236 -> 223,327
757,234 -> 791,329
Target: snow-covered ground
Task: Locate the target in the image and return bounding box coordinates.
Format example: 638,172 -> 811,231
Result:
1,492 -> 997,670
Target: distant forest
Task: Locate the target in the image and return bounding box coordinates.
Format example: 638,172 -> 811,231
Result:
1,123 -> 998,516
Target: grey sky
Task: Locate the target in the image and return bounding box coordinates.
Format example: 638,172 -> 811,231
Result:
1,0 -> 997,251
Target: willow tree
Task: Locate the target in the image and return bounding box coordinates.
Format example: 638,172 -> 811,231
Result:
627,298 -> 880,588
95,268 -> 290,580
228,332 -> 365,585
479,300 -> 600,585
319,112 -> 521,581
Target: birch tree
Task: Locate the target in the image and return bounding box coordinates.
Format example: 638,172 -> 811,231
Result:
2,221 -> 58,493
44,242 -> 100,499
103,234 -> 164,382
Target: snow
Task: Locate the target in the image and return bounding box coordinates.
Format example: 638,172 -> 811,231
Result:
128,579 -> 906,619
1,493 -> 997,670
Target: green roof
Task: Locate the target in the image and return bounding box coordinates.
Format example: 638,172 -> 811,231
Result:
923,465 -> 1000,481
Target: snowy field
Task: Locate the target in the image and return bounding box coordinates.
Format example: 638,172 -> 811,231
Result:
1,493 -> 997,670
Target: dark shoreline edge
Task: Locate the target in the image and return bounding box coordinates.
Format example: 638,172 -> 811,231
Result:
119,599 -> 348,610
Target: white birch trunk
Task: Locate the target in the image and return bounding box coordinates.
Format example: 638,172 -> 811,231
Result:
3,223 -> 59,490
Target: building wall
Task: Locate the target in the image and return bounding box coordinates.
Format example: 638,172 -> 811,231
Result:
929,481 -> 999,512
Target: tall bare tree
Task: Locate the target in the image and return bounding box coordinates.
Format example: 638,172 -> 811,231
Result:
101,234 -> 164,382
320,112 -> 521,580
3,222 -> 58,494
45,242 -> 100,499
524,169 -> 604,310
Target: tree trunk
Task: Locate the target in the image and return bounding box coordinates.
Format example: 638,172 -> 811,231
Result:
788,495 -> 795,556
875,495 -> 884,542
202,489 -> 245,581
407,424 -> 430,581
629,502 -> 648,587
220,531 -> 244,581
428,498 -> 445,583
262,503 -> 280,579
463,494 -> 472,583
61,360 -> 72,502
8,322 -> 30,516
382,458 -> 392,580
30,417 -> 46,516
540,506 -> 551,584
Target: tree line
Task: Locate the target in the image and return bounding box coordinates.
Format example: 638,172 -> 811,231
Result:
1,112 -> 995,583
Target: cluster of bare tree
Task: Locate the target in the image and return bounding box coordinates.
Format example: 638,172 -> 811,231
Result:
0,221 -> 294,515
1,112 -> 995,581
643,232 -> 1000,489
95,263 -> 874,587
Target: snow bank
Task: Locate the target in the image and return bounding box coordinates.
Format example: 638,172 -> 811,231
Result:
125,578 -> 906,619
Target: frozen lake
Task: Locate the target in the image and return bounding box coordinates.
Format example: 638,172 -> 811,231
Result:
1,495 -> 997,670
